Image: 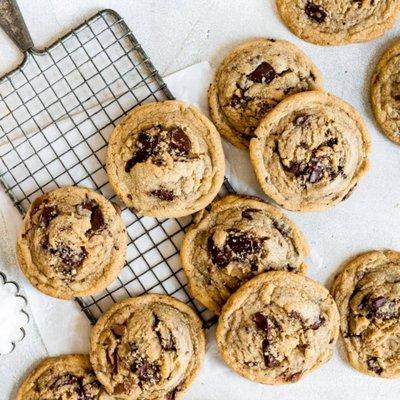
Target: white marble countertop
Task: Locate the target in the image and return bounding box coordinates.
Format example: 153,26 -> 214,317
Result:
2,1 -> 400,399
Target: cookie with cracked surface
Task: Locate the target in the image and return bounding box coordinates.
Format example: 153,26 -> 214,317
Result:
208,39 -> 322,149
90,294 -> 205,400
107,100 -> 225,218
181,194 -> 309,315
371,40 -> 400,145
332,250 -> 400,378
249,91 -> 371,212
216,271 -> 340,384
16,354 -> 104,400
16,186 -> 127,299
276,0 -> 400,46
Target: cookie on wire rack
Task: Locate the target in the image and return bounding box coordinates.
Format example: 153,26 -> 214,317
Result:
107,100 -> 225,218
16,186 -> 127,300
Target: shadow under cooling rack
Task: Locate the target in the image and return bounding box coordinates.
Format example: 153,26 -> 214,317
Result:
0,9 -> 233,328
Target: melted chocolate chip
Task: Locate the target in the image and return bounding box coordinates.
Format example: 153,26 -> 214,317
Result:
242,208 -> 258,220
40,206 -> 58,228
165,390 -> 177,400
125,131 -> 160,172
309,314 -> 326,330
112,324 -> 126,337
151,189 -> 174,201
50,373 -> 80,389
307,159 -> 325,184
248,62 -> 277,84
305,2 -> 327,23
253,313 -> 270,334
294,114 -> 311,127
170,128 -> 191,155
207,236 -> 231,269
226,231 -> 262,257
287,372 -> 302,383
286,161 -> 302,177
230,94 -> 242,107
30,195 -> 46,215
57,246 -> 87,268
262,339 -> 279,368
132,360 -> 160,383
367,357 -> 383,375
370,296 -> 387,311
81,199 -> 105,235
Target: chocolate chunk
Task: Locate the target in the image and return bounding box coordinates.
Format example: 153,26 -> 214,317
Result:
230,94 -> 242,107
370,296 -> 387,311
288,372 -> 302,382
248,62 -> 277,84
293,114 -> 310,127
40,206 -> 58,228
307,159 -> 325,184
112,324 -> 126,337
125,131 -> 160,172
367,357 -> 383,375
83,200 -> 105,235
170,128 -> 191,155
305,2 -> 327,23
226,230 -> 262,258
309,314 -> 326,330
262,339 -> 279,368
132,360 -> 159,382
287,161 -> 302,177
325,138 -> 338,147
165,390 -> 177,400
253,313 -> 270,334
207,236 -> 231,269
49,373 -> 81,389
57,246 -> 87,268
151,189 -> 174,201
30,195 -> 46,215
242,208 -> 258,220
106,347 -> 119,374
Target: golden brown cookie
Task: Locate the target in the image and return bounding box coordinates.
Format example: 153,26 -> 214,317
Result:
216,271 -> 340,384
332,250 -> 400,378
107,100 -> 225,217
181,194 -> 309,314
250,91 -> 371,212
277,0 -> 400,46
371,40 -> 400,145
209,39 -> 322,149
16,355 -> 104,400
90,294 -> 205,399
16,186 -> 126,299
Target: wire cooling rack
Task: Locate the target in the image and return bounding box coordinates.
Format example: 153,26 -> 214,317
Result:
0,9 -> 232,327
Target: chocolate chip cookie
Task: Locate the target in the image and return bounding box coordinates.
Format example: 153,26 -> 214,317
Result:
16,186 -> 127,299
332,250 -> 400,378
276,0 -> 400,46
16,355 -> 104,400
208,39 -> 323,149
107,100 -> 225,217
181,195 -> 309,315
250,91 -> 371,212
371,40 -> 400,145
90,294 -> 205,399
216,271 -> 340,384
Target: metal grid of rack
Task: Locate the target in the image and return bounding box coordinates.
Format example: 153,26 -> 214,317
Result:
0,9 -> 231,327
